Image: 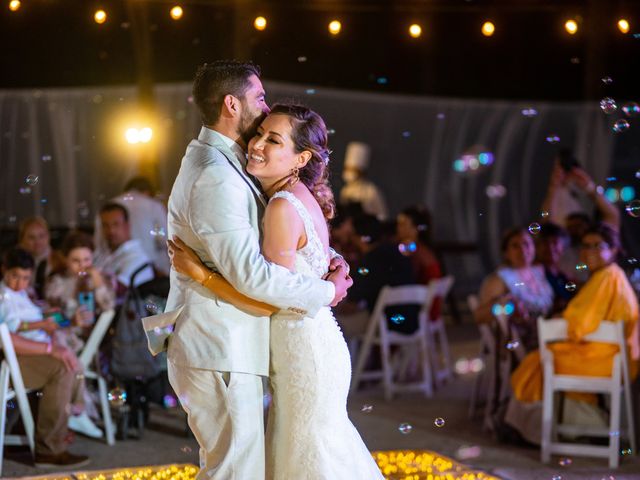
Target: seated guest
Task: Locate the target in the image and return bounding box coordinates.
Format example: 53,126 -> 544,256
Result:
474,227 -> 554,352
507,223 -> 639,444
396,205 -> 443,320
45,231 -> 115,351
535,222 -> 576,313
94,177 -> 170,276
93,203 -> 154,303
329,203 -> 365,266
17,216 -> 63,299
335,214 -> 416,337
0,248 -> 90,467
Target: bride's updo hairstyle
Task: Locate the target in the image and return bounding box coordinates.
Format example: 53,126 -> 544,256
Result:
270,103 -> 336,221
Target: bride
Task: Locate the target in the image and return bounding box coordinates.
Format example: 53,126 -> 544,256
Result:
168,103 -> 384,479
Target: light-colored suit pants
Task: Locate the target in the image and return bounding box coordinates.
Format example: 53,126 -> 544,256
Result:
168,360 -> 265,480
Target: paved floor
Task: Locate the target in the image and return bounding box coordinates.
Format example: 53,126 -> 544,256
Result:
3,322 -> 640,479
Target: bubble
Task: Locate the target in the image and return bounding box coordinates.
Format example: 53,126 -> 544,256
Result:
92,94 -> 103,104
608,430 -> 620,437
357,267 -> 370,276
8,215 -> 17,224
434,417 -> 445,427
613,119 -> 630,133
469,357 -> 484,373
546,134 -> 560,144
540,211 -> 549,218
570,57 -> 580,64
636,169 -> 640,180
398,242 -> 417,256
108,387 -> 127,407
360,235 -> 371,243
25,174 -> 39,186
327,128 -> 336,135
40,198 -> 47,204
186,95 -> 194,104
150,225 -> 166,237
552,476 -> 562,480
559,457 -> 572,467
305,89 -> 316,95
600,97 -> 618,114
601,76 -> 613,85
622,102 -> 640,117
75,373 -> 85,380
514,282 -> 525,288
41,154 -> 52,162
528,223 -> 541,235
575,263 -> 588,271
621,448 -> 632,455
628,257 -> 638,265
456,445 -> 482,460
521,108 -> 538,117
402,131 -> 411,138
625,200 -> 640,217
361,404 -> 373,413
19,187 -> 32,195
436,113 -> 445,120
122,194 -> 134,201
398,423 -> 413,434
565,282 -> 577,292
390,314 -> 405,324
454,358 -> 470,375
376,77 -> 388,85
180,446 -> 192,454
297,56 -> 307,63
486,184 -> 507,199
36,391 -> 44,398
77,202 -> 90,219
506,341 -> 520,351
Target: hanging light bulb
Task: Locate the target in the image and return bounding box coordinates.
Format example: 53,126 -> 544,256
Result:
565,19 -> 578,34
328,20 -> 342,35
170,6 -> 183,20
481,21 -> 495,37
254,16 -> 267,31
617,18 -> 630,34
408,24 -> 422,38
9,0 -> 21,12
94,9 -> 107,24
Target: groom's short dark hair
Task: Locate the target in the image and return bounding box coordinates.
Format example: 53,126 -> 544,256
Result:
192,60 -> 261,125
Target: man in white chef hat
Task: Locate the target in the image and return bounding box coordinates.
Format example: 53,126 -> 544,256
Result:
339,141 -> 389,221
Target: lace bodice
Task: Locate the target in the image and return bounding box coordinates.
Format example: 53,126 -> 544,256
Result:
269,190 -> 329,278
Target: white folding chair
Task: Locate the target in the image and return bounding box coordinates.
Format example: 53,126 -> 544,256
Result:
351,285 -> 433,400
425,276 -> 455,386
0,323 -> 35,477
539,317 -> 637,468
78,309 -> 116,446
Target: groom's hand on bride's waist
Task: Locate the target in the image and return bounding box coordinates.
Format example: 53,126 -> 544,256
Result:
325,265 -> 353,307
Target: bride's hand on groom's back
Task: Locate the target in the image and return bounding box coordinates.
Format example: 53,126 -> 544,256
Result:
167,236 -> 208,284
325,265 -> 353,307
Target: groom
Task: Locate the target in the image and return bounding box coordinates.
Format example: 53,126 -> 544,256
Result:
162,61 -> 352,479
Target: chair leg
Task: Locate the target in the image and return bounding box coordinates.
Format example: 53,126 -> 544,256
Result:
437,321 -> 453,382
623,375 -> 637,456
418,330 -> 433,398
380,331 -> 394,401
98,377 -> 116,446
351,317 -> 378,394
610,378 -> 622,468
0,364 -> 10,478
541,380 -> 554,463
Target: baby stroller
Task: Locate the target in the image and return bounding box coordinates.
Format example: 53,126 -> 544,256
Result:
110,263 -> 170,439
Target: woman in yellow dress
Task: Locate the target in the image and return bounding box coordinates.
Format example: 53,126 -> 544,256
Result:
506,223 -> 639,444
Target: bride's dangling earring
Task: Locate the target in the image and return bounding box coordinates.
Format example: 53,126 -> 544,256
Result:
289,165 -> 300,186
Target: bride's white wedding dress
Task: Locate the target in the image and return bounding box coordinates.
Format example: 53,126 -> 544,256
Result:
266,191 -> 384,480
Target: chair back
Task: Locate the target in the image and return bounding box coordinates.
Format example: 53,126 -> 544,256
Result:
79,309 -> 115,370
428,275 -> 454,299
372,285 -> 430,318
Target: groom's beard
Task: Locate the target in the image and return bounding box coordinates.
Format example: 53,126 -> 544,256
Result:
238,109 -> 266,146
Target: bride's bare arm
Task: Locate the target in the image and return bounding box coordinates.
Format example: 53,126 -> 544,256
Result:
168,237 -> 276,316
261,197 -> 304,270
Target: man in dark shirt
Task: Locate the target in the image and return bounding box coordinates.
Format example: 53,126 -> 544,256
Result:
536,222 -> 576,313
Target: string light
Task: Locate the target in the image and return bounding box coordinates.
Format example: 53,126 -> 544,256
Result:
481,21 -> 495,37
253,16 -> 267,31
328,20 -> 342,35
94,9 -> 107,24
8,0 -> 20,12
408,23 -> 422,38
170,6 -> 183,20
618,18 -> 630,34
565,19 -> 578,34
